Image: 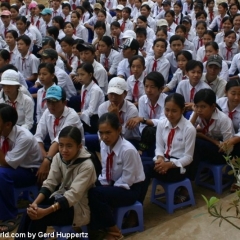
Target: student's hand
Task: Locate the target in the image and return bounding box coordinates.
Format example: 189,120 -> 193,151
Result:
28,207 -> 47,220
72,75 -> 80,83
140,50 -> 147,58
126,117 -> 142,129
78,112 -> 82,115
154,160 -> 172,174
36,159 -> 50,184
185,102 -> 194,111
108,102 -> 119,115
218,141 -> 234,153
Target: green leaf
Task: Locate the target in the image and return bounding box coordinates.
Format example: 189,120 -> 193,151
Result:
209,197 -> 219,207
228,170 -> 234,175
202,195 -> 210,208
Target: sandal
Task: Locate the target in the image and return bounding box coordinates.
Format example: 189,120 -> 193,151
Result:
174,194 -> 190,204
103,231 -> 124,240
0,216 -> 21,233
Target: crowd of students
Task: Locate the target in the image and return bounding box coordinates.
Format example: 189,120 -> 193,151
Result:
0,0 -> 240,239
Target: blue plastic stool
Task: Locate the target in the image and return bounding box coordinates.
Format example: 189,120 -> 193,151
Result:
114,201 -> 144,234
195,162 -> 234,194
53,225 -> 88,240
14,185 -> 39,213
150,178 -> 195,214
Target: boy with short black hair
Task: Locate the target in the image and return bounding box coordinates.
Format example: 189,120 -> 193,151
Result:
118,7 -> 133,32
136,27 -> 152,58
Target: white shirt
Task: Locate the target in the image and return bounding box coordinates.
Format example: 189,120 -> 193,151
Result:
217,97 -> 240,137
187,28 -> 196,42
209,14 -> 228,31
15,53 -> 40,80
215,31 -> 239,45
58,29 -> 65,40
190,108 -> 234,141
100,49 -> 121,75
183,3 -> 193,15
154,116 -> 196,174
80,81 -> 105,126
29,25 -> 43,48
98,137 -> 145,189
153,4 -> 163,18
0,91 -> 34,130
196,45 -> 205,62
5,45 -> 19,66
117,58 -> 131,79
201,73 -> 227,98
92,60 -> 108,95
75,23 -> 88,42
145,55 -> 170,82
0,23 -> 17,39
98,100 -> 140,141
35,106 -> 85,145
19,5 -> 30,17
40,20 -> 53,37
228,53 -> 240,78
62,53 -> 78,74
167,22 -> 177,34
218,42 -> 239,65
2,125 -> 42,169
203,61 -> 229,81
176,80 -> 211,102
118,19 -> 134,32
166,68 -> 189,90
139,93 -> 167,133
139,40 -> 152,54
165,52 -> 178,75
192,36 -> 204,52
146,27 -> 156,44
105,0 -> 118,9
69,0 -> 81,9
51,8 -> 62,17
84,15 -> 98,27
126,72 -> 146,102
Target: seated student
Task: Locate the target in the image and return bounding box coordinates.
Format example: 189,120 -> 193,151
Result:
182,16 -> 196,41
52,16 -> 65,40
46,26 -> 62,53
126,55 -> 146,106
136,27 -> 152,58
92,21 -> 107,48
176,60 -> 211,118
81,1 -> 93,25
165,35 -> 184,75
201,55 -> 227,98
152,0 -> 163,19
173,1 -> 184,25
88,112 -> 145,240
63,21 -> 80,40
190,89 -> 234,178
145,38 -> 170,82
34,85 -> 84,184
208,2 -> 229,32
156,19 -> 174,42
206,0 -> 217,25
71,10 -> 88,42
233,13 -> 240,35
36,63 -> 58,123
192,10 -> 207,29
77,63 -> 105,134
183,0 -> 194,16
59,36 -> 78,76
33,4 -> 45,32
163,50 -> 192,93
218,30 -> 239,66
139,4 -> 156,32
111,21 -> 124,50
61,1 -> 71,22
40,8 -> 53,37
77,42 -> 108,96
18,0 -> 30,16
0,104 -> 42,232
96,10 -> 111,37
5,30 -> 19,66
136,15 -> 155,44
0,10 -> 17,40
192,21 -> 207,52
98,36 -> 121,78
155,0 -> 171,20
0,70 -> 34,130
112,4 -> 124,22
128,72 -> 167,156
28,1 -> 37,24
10,5 -> 19,26
117,38 -> 139,80
15,35 -> 40,88
118,6 -> 133,32
50,0 -> 62,17
16,126 -> 96,238
165,10 -> 177,34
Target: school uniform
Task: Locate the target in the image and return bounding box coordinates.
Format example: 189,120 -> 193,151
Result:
166,68 -> 189,90
15,53 -> 40,80
29,25 -> 43,52
62,14 -> 71,22
75,23 -> 88,42
215,31 -> 239,45
196,45 -> 205,62
183,3 -> 193,16
206,8 -> 218,25
117,58 -> 131,80
35,106 -> 85,145
89,137 -> 145,230
146,26 -> 156,44
81,12 -> 91,25
58,29 -> 65,40
145,55 -> 170,82
62,53 -> 78,75
0,23 -> 17,39
69,0 -> 81,10
5,45 -> 19,66
186,28 -> 196,42
0,91 -> 34,130
147,16 -> 156,32
176,80 -> 211,103
174,13 -> 185,25
183,39 -> 195,56
138,93 -> 167,134
228,53 -> 240,78
153,4 -> 163,19
51,8 -> 62,17
80,81 -> 105,133
84,14 -> 98,28
165,52 -> 178,74
126,72 -> 146,102
19,5 -> 30,17
0,125 -> 42,221
105,0 -> 118,9
118,19 -> 134,32
218,42 -> 239,65
131,7 -> 141,20
167,22 -> 177,34
192,36 -> 204,52
208,14 -> 229,31
40,20 -> 53,37
34,17 -> 45,35
100,49 -> 121,75
139,40 -> 152,54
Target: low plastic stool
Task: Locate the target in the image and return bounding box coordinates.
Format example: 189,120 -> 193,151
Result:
195,162 -> 234,194
150,178 -> 195,214
114,201 -> 144,234
14,185 -> 39,213
53,225 -> 88,240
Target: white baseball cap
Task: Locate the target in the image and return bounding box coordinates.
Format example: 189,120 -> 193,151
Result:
157,19 -> 168,27
116,4 -> 124,10
122,30 -> 136,39
0,70 -> 20,85
107,77 -> 127,95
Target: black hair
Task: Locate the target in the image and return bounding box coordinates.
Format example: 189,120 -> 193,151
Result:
156,27 -> 168,37
129,55 -> 145,67
165,10 -> 175,17
219,2 -> 228,10
196,10 -> 207,19
1,2 -> 10,10
222,16 -> 233,25
82,1 -> 93,18
76,6 -> 85,14
77,63 -> 98,84
42,36 -> 56,49
63,21 -> 75,30
10,5 -> 19,12
38,63 -> 58,85
110,21 -> 120,28
122,6 -> 131,15
0,49 -> 10,61
16,16 -> 30,29
206,0 -> 214,7
141,4 -> 151,11
136,27 -> 147,37
186,60 -> 203,72
98,112 -> 121,130
17,35 -> 31,46
225,30 -> 236,38
100,36 -> 113,47
170,35 -> 185,44
143,72 -> 165,89
153,38 -> 168,48
62,2 -> 71,11
165,93 -> 185,109
175,24 -> 187,34
194,89 -> 217,106
37,4 -> 45,11
196,20 -> 207,29
71,10 -> 81,19
0,64 -> 18,74
137,15 -> 148,23
6,30 -> 18,39
47,26 -> 59,40
174,1 -> 183,8
233,13 -> 240,21
203,30 -> 215,40
205,41 -> 218,51
225,79 -> 240,91
59,126 -> 82,145
94,20 -> 106,30
52,16 -> 64,30
194,3 -> 204,10
60,36 -> 75,45
176,50 -> 192,61
73,38 -> 84,46
98,9 -> 107,18
0,103 -> 18,126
